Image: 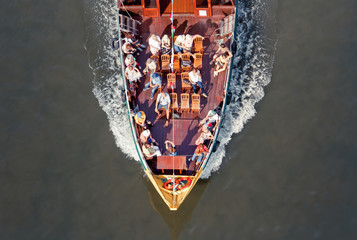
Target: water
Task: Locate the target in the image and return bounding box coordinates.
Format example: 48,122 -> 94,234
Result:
1,0 -> 357,239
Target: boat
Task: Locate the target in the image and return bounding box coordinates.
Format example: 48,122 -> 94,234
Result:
115,0 -> 237,210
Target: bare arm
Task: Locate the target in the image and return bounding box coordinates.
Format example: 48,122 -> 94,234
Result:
216,62 -> 228,73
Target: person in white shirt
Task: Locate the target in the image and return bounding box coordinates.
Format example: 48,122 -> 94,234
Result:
125,65 -> 142,83
174,35 -> 185,54
142,142 -> 161,159
182,34 -> 203,53
161,34 -> 171,55
199,110 -> 219,132
124,54 -> 139,68
189,68 -> 208,98
123,31 -> 146,51
143,58 -> 157,75
122,42 -> 138,57
149,34 -> 161,56
155,92 -> 171,127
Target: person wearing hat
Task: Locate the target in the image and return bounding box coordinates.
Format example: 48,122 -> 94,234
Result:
155,92 -> 171,127
199,110 -> 219,132
134,111 -> 153,130
173,35 -> 185,54
143,72 -> 162,99
124,54 -> 140,68
140,129 -> 157,145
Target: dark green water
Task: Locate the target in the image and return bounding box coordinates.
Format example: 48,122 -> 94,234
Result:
1,0 -> 356,239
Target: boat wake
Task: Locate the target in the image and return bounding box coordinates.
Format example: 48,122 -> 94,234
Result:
84,0 -> 278,178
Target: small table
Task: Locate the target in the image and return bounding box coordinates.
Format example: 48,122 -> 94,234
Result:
157,156 -> 187,174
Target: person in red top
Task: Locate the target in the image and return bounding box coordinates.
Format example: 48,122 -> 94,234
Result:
190,143 -> 209,166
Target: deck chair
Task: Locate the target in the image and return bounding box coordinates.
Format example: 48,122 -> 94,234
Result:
161,54 -> 170,72
181,72 -> 192,93
173,54 -> 180,72
181,53 -> 192,72
167,73 -> 176,91
170,93 -> 179,113
194,36 -> 203,53
180,93 -> 190,113
191,94 -> 201,114
193,53 -> 203,69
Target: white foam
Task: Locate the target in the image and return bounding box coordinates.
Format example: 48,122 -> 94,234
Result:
84,0 -> 277,177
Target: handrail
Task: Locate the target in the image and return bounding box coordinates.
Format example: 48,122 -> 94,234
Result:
202,0 -> 238,171
116,9 -> 149,172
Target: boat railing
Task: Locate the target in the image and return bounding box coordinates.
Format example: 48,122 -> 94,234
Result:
116,9 -> 150,172
118,13 -> 141,36
201,6 -> 238,171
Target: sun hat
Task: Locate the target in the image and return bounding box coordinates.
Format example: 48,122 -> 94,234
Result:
135,111 -> 146,122
208,110 -> 216,117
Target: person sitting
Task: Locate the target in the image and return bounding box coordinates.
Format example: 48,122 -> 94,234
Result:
122,42 -> 138,57
155,92 -> 171,127
189,143 -> 209,166
124,54 -> 140,68
189,68 -> 208,98
214,52 -> 230,77
127,82 -> 137,107
134,111 -> 153,130
199,110 -> 219,132
143,72 -> 162,99
123,31 -> 146,51
182,34 -> 203,53
125,65 -> 142,83
161,34 -> 171,55
173,35 -> 185,54
195,126 -> 214,145
142,142 -> 162,159
140,129 -> 158,145
210,43 -> 233,65
165,140 -> 177,156
148,34 -> 161,56
143,58 -> 157,75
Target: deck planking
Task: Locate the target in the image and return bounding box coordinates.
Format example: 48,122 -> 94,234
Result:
133,16 -> 227,157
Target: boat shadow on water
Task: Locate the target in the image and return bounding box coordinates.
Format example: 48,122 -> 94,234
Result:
142,176 -> 210,239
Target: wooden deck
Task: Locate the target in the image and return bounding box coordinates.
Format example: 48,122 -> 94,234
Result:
123,15 -> 230,175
